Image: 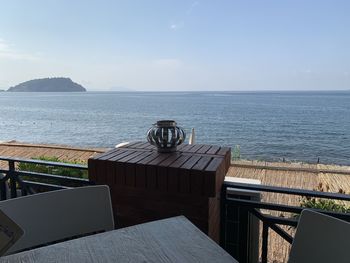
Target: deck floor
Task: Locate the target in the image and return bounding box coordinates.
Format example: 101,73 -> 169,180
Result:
1,142 -> 349,262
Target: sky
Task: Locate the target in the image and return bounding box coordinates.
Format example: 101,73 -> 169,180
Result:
0,0 -> 349,91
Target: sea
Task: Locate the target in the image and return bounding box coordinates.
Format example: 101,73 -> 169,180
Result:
0,91 -> 349,165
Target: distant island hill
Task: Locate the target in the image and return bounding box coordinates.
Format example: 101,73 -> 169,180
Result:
7,78 -> 86,92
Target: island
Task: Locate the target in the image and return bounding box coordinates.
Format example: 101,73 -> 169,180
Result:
7,78 -> 86,92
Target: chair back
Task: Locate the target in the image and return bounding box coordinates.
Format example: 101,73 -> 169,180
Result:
0,185 -> 114,255
288,209 -> 350,263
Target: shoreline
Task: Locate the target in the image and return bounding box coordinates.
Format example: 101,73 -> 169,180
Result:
232,159 -> 350,175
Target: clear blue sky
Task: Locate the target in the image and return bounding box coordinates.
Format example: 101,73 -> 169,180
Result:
0,0 -> 349,91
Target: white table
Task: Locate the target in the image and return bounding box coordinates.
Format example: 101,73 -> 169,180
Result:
0,216 -> 237,263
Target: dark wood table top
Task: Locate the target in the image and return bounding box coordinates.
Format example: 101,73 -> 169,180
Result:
0,216 -> 237,263
89,142 -> 231,197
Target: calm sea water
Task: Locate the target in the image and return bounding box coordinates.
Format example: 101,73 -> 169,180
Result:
0,91 -> 349,165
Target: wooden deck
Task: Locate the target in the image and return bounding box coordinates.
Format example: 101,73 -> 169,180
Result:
1,142 -> 349,262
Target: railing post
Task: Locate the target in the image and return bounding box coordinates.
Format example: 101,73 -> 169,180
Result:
8,160 -> 17,198
261,222 -> 269,263
220,185 -> 227,248
0,174 -> 7,200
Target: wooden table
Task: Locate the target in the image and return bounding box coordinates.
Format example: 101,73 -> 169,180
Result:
0,216 -> 237,263
88,142 -> 231,242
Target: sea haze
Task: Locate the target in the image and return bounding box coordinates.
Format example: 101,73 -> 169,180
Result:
0,91 -> 349,165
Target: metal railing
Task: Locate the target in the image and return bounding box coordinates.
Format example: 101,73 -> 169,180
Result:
0,156 -> 92,200
220,181 -> 350,263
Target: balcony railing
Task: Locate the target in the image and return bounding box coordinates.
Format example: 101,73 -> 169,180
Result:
0,156 -> 92,200
220,181 -> 350,263
1,155 -> 350,262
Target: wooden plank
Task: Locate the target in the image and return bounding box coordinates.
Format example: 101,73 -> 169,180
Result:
216,147 -> 230,156
115,162 -> 126,186
106,160 -> 117,186
109,150 -> 136,161
169,155 -> 192,168
187,144 -> 205,153
136,142 -> 151,149
196,145 -> 212,154
190,169 -> 204,195
192,156 -> 212,171
191,157 -> 213,196
126,151 -> 153,164
147,154 -> 172,166
146,165 -> 157,190
94,149 -> 120,160
87,159 -> 97,182
125,163 -> 136,187
206,145 -> 220,155
205,157 -> 225,196
158,153 -> 182,167
135,164 -> 146,188
178,169 -> 190,194
92,159 -> 108,184
181,155 -> 202,170
205,157 -> 224,172
157,154 -> 182,192
129,142 -> 148,149
144,144 -> 156,150
137,153 -> 160,165
167,168 -> 180,193
157,166 -> 168,192
117,151 -> 144,163
180,144 -> 195,152
168,155 -> 193,194
176,144 -> 186,151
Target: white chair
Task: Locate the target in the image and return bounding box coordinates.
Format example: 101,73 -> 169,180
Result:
288,209 -> 350,263
0,185 -> 114,255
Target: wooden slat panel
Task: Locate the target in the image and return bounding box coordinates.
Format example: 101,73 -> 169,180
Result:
158,153 -> 181,167
146,165 -> 157,190
147,154 -> 172,166
166,165 -> 180,193
115,162 -> 126,186
119,141 -> 140,148
137,153 -> 159,165
157,154 -> 182,192
94,149 -> 121,160
190,169 -> 204,195
180,144 -> 195,152
216,147 -> 230,156
169,155 -> 192,168
196,145 -> 212,154
135,164 -> 146,188
125,163 -> 136,187
181,155 -> 202,170
134,142 -> 150,149
118,151 -> 144,163
130,142 -> 148,149
127,151 -> 153,164
206,145 -> 220,155
157,166 -> 168,192
186,144 -> 204,153
192,156 -> 212,171
204,157 -> 224,196
109,150 -> 136,161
